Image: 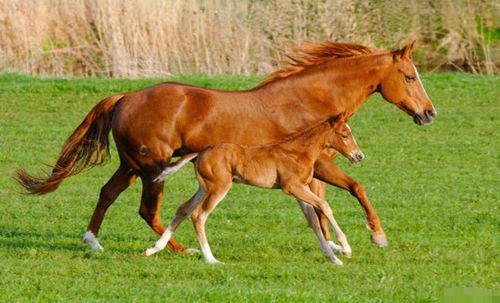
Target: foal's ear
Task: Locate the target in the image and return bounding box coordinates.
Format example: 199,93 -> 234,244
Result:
329,111 -> 349,127
393,40 -> 416,60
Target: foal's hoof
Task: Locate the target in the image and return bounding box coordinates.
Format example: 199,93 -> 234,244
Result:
184,248 -> 200,255
207,259 -> 224,265
326,255 -> 343,265
371,233 -> 388,247
143,247 -> 158,257
327,241 -> 343,254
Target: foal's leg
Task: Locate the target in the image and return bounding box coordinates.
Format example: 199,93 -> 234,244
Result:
83,164 -> 136,251
314,156 -> 388,247
191,182 -> 231,264
309,180 -> 341,253
287,185 -> 352,258
144,186 -> 206,256
297,180 -> 342,256
297,200 -> 343,265
138,175 -> 186,252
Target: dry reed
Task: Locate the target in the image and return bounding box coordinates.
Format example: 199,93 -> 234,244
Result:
0,0 -> 497,77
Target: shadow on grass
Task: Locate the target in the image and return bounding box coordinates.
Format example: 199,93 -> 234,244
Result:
0,227 -> 133,254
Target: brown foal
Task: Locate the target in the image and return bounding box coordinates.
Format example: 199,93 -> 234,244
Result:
16,41 -> 436,254
144,113 -> 362,265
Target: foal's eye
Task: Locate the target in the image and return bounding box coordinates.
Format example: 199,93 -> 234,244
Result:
405,75 -> 416,82
341,134 -> 349,139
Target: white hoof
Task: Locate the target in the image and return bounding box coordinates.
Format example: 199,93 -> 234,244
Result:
371,233 -> 388,247
143,247 -> 159,257
325,254 -> 343,265
206,259 -> 224,265
83,231 -> 104,252
184,248 -> 200,255
342,249 -> 352,258
327,241 -> 344,253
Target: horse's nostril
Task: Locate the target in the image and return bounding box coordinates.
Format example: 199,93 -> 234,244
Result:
425,109 -> 436,119
356,153 -> 364,161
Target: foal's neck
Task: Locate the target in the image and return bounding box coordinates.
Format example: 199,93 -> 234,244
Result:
280,121 -> 331,159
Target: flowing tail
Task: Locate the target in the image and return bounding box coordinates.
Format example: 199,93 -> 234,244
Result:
15,94 -> 124,195
154,153 -> 198,182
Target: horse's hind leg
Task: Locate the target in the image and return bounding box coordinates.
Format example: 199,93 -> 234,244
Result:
138,175 -> 186,253
84,164 -> 136,251
144,186 -> 206,256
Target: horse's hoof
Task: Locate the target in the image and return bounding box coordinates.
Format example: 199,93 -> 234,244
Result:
83,231 -> 104,252
184,248 -> 200,255
207,259 -> 224,265
371,233 -> 388,247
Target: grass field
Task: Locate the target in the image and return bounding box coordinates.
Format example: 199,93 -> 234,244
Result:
0,73 -> 498,302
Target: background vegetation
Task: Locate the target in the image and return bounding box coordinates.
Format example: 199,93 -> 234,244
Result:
0,73 -> 497,302
0,0 -> 498,77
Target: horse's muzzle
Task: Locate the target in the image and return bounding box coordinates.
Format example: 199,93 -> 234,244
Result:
413,109 -> 437,125
350,151 -> 365,164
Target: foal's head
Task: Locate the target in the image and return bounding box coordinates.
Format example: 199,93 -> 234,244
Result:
327,113 -> 364,164
378,41 -> 437,125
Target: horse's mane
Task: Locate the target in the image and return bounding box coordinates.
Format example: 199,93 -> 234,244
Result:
258,41 -> 374,87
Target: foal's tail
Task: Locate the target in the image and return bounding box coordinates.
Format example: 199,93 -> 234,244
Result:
154,153 -> 198,182
15,94 -> 124,195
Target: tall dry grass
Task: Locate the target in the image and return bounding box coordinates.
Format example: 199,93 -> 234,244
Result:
0,0 -> 498,77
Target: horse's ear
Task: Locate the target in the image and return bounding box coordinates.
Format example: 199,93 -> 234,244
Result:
393,40 -> 415,60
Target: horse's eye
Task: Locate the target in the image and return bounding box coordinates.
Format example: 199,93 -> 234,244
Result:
341,134 -> 349,139
405,75 -> 416,82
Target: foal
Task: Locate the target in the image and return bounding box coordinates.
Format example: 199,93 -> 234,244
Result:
144,113 -> 364,265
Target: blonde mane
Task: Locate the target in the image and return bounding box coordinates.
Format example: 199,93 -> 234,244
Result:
258,41 -> 374,87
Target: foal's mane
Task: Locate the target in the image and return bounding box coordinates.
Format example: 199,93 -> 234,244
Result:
258,41 -> 374,87
266,117 -> 333,146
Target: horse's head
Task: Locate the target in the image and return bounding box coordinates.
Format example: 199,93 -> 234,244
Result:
328,112 -> 364,164
378,41 -> 437,125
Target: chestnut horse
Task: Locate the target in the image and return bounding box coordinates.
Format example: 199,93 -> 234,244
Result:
144,113 -> 362,265
16,41 -> 436,254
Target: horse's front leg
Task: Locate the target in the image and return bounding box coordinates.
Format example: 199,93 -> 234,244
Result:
314,155 -> 388,247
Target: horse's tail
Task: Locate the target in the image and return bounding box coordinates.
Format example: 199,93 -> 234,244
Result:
154,153 -> 198,183
15,94 -> 124,195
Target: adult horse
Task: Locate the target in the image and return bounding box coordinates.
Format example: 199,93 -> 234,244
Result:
16,41 -> 436,257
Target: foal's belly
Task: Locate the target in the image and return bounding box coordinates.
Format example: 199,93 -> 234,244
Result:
232,171 -> 281,189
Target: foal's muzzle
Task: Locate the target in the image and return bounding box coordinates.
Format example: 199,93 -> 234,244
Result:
350,151 -> 365,164
413,109 -> 437,125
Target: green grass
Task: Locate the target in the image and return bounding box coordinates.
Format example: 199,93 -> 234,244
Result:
0,73 -> 498,302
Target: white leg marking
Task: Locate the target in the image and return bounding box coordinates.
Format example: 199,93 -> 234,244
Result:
327,240 -> 344,253
297,200 -> 343,265
83,231 -> 104,251
143,228 -> 173,256
201,242 -> 223,264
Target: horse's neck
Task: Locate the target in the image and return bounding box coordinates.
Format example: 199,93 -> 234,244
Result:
257,52 -> 393,116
